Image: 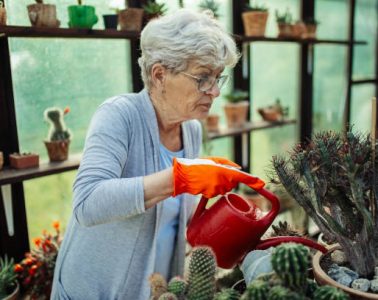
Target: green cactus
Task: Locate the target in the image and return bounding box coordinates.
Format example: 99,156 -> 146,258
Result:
313,286 -> 350,300
167,276 -> 187,298
214,288 -> 240,300
304,279 -> 318,298
241,280 -> 269,300
271,243 -> 309,290
158,292 -> 178,300
44,107 -> 71,141
267,286 -> 304,300
187,247 -> 216,300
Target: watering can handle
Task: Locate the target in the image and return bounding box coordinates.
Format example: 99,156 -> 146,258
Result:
190,196 -> 209,223
248,185 -> 280,224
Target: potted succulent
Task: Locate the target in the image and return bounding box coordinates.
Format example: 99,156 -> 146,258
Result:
43,106 -> 72,162
205,113 -> 220,133
0,1 -> 6,26
15,221 -> 62,300
275,8 -> 293,38
257,98 -> 289,122
241,3 -> 269,37
271,129 -> 378,298
27,0 -> 60,28
9,152 -> 39,169
103,0 -> 124,29
198,0 -> 220,19
0,256 -> 19,300
118,1 -> 144,32
302,17 -> 319,39
223,89 -> 249,128
142,0 -> 168,24
68,0 -> 98,29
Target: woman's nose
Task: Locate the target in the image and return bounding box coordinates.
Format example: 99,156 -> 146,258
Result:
205,82 -> 221,97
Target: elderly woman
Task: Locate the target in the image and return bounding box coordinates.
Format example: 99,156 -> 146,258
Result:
51,9 -> 263,300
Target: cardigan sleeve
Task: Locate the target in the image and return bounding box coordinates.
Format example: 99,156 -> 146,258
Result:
72,100 -> 145,227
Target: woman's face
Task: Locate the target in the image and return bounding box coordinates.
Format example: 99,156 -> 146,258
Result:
163,62 -> 225,121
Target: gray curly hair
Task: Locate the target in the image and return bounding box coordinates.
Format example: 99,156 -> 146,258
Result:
138,9 -> 240,90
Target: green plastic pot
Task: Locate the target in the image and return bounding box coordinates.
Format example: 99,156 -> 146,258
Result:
68,5 -> 98,29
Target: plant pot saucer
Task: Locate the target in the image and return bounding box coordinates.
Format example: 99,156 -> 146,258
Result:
313,245 -> 378,299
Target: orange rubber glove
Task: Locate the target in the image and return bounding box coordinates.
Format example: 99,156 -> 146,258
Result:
172,157 -> 265,198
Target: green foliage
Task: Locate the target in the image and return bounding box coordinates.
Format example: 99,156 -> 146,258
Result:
313,286 -> 350,300
35,0 -> 43,4
167,276 -> 187,298
271,129 -> 378,277
214,288 -> 240,300
187,247 -> 216,300
158,292 -> 179,300
271,243 -> 309,291
245,3 -> 268,12
303,17 -> 319,25
0,256 -> 17,299
143,0 -> 168,16
241,280 -> 269,300
44,107 -> 71,141
199,0 -> 220,18
223,90 -> 249,103
275,9 -> 293,24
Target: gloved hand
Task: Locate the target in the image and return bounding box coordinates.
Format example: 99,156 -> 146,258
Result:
172,157 -> 265,198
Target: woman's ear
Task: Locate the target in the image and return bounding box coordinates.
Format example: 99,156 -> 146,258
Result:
151,64 -> 166,88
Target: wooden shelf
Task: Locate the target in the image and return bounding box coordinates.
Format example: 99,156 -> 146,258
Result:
234,35 -> 367,45
351,78 -> 377,85
208,119 -> 296,140
0,153 -> 81,185
0,25 -> 140,39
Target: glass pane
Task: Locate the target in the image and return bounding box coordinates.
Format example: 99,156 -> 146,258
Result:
350,85 -> 375,133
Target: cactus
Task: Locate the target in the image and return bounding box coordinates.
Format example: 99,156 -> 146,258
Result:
44,107 -> 71,141
213,288 -> 240,300
241,280 -> 269,300
187,247 -> 216,300
271,243 -> 309,290
267,286 -> 304,300
167,276 -> 187,298
149,273 -> 168,300
313,286 -> 350,300
304,279 -> 318,298
158,292 -> 178,300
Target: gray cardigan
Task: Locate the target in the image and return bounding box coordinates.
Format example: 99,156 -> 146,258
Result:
51,90 -> 202,300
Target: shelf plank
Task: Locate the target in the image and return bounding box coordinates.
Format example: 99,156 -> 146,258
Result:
235,35 -> 367,45
0,153 -> 82,185
208,119 -> 296,140
351,78 -> 377,85
0,25 -> 140,39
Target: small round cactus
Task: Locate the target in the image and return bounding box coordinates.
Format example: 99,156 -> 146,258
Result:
187,247 -> 216,300
241,280 -> 269,300
313,285 -> 350,300
149,273 -> 168,300
213,288 -> 240,300
271,243 -> 310,290
167,276 -> 187,298
268,285 -> 304,300
158,292 -> 179,300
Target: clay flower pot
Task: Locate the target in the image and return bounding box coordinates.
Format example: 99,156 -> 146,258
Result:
242,11 -> 268,37
118,8 -> 144,31
3,282 -> 20,300
44,140 -> 70,162
223,101 -> 249,128
277,23 -> 293,38
205,114 -> 220,132
313,245 -> 378,299
303,24 -> 317,39
9,153 -> 39,169
257,108 -> 283,122
27,3 -> 60,28
0,2 -> 7,26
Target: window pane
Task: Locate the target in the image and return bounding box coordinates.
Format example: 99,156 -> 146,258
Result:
351,85 -> 375,133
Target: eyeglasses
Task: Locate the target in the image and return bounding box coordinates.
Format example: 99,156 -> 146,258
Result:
181,72 -> 229,92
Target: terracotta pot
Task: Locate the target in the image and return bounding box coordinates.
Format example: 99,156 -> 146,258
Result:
292,21 -> 306,38
303,24 -> 317,39
223,101 -> 249,128
277,23 -> 293,38
27,4 -> 60,28
205,114 -> 220,132
44,140 -> 70,162
242,11 -> 268,37
118,8 -> 144,31
9,153 -> 39,169
0,151 -> 3,170
3,282 -> 20,300
0,3 -> 6,26
257,108 -> 283,122
313,245 -> 378,299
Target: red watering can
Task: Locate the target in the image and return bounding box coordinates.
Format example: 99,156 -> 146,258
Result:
187,184 -> 327,269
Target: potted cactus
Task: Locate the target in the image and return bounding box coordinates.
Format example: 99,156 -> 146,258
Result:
241,3 -> 269,37
198,0 -> 220,19
0,1 -> 6,26
142,0 -> 167,24
118,0 -> 144,32
257,98 -> 289,122
9,152 -> 39,169
271,129 -> 378,298
43,107 -> 72,162
102,0 -> 124,29
223,89 -> 249,128
302,17 -> 319,39
68,0 -> 98,29
27,0 -> 60,28
0,256 -> 19,300
275,8 -> 293,38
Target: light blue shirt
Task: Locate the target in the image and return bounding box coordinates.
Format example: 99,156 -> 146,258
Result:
154,144 -> 184,280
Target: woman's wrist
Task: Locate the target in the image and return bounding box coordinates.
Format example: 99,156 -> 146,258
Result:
143,167 -> 174,209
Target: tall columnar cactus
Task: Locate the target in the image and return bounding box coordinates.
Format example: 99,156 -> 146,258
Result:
187,247 -> 216,300
167,276 -> 187,298
213,288 -> 240,300
313,286 -> 350,300
272,130 -> 378,277
240,280 -> 269,300
271,243 -> 309,291
44,107 -> 71,141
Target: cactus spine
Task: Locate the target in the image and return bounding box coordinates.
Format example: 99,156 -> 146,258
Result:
241,280 -> 269,300
167,276 -> 187,298
158,292 -> 179,300
44,107 -> 71,141
187,247 -> 216,300
213,288 -> 240,300
313,286 -> 350,300
271,243 -> 309,290
149,273 -> 168,300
